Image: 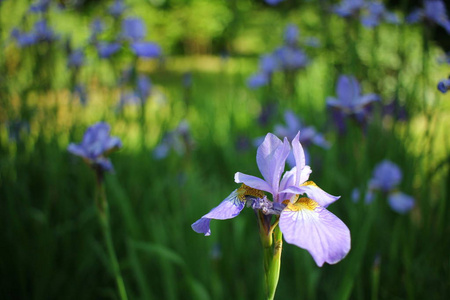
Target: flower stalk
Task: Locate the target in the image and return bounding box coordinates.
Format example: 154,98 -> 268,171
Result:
95,171 -> 129,300
259,212 -> 282,300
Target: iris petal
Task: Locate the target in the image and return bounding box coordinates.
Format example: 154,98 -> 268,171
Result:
280,199 -> 350,267
235,172 -> 273,194
280,181 -> 340,207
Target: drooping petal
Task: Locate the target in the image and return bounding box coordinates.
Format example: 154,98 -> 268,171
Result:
280,181 -> 340,207
280,198 -> 351,267
67,143 -> 87,158
388,192 -> 414,214
234,172 -> 272,194
191,189 -> 247,236
191,218 -> 211,236
256,133 -> 291,199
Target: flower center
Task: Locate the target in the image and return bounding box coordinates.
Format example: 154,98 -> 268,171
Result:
237,184 -> 265,202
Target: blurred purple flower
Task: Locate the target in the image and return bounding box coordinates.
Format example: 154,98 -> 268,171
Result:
153,120 -> 194,159
388,192 -> 415,214
361,2 -> 400,28
109,0 -> 126,18
247,72 -> 269,89
136,75 -> 152,101
67,49 -> 85,68
122,18 -> 146,42
193,132 -> 349,267
273,46 -> 309,70
327,75 -> 379,131
382,100 -> 408,121
284,24 -> 299,46
369,160 -> 402,193
67,122 -> 122,172
265,0 -> 284,5
12,20 -> 57,47
29,0 -> 50,13
437,78 -> 450,93
260,54 -> 279,74
33,20 -> 57,41
407,0 -> 450,33
334,0 -> 365,17
97,42 -> 121,58
367,160 -> 414,213
130,42 -> 161,58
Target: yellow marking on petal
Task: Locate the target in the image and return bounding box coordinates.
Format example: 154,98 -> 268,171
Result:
285,197 -> 319,212
237,184 -> 265,202
301,181 -> 318,187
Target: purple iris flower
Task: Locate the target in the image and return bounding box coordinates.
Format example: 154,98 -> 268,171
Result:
387,192 -> 415,214
67,122 -> 122,172
367,160 -> 415,213
284,24 -> 299,46
136,75 -> 152,101
361,2 -> 400,28
14,31 -> 38,47
437,78 -> 450,93
265,0 -> 284,5
334,0 -> 366,18
327,75 -> 380,130
153,120 -> 194,159
260,54 -> 279,74
130,42 -> 161,58
407,0 -> 450,33
368,160 -> 402,193
108,0 -> 126,18
33,20 -> 56,42
89,18 -> 104,42
67,49 -> 85,68
273,46 -> 309,70
247,72 -> 269,89
97,42 -> 121,58
122,18 -> 146,42
193,132 -> 350,267
29,0 -> 50,13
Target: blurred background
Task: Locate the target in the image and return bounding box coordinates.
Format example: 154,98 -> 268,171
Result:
1,0 -> 449,299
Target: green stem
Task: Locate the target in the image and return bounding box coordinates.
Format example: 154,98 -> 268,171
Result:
258,212 -> 282,300
96,173 -> 129,300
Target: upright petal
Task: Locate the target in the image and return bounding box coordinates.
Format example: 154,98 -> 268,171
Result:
280,198 -> 351,267
256,133 -> 291,198
291,132 -> 305,185
337,75 -> 360,104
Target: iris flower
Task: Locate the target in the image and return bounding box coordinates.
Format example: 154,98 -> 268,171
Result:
122,18 -> 146,42
131,42 -> 161,58
367,160 -> 415,214
67,122 -> 122,172
438,78 -> 450,94
406,0 -> 450,33
192,132 -> 350,267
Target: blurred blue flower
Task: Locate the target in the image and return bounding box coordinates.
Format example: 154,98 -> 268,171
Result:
334,0 -> 365,17
67,122 -> 122,172
12,19 -> 57,47
97,42 -> 121,58
387,192 -> 415,214
437,78 -> 450,93
369,160 -> 402,193
406,0 -> 450,33
108,0 -> 126,18
284,24 -> 299,46
67,49 -> 85,68
122,18 -> 146,42
182,72 -> 193,88
361,2 -> 400,28
327,75 -> 380,132
29,0 -> 50,13
260,54 -> 279,74
130,42 -> 161,58
136,75 -> 152,102
265,0 -> 284,5
367,160 -> 414,213
153,120 -> 194,159
247,72 -> 269,89
273,46 -> 309,70
382,100 -> 408,121
90,18 -> 104,42
33,19 -> 57,42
